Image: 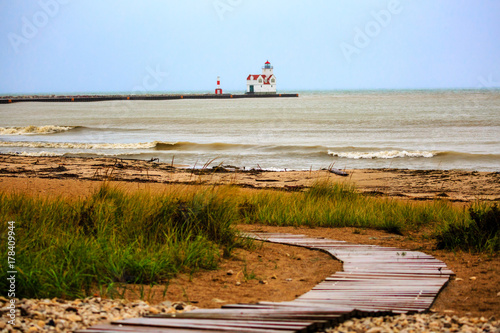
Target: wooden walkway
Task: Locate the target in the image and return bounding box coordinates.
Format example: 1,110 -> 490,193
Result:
79,232 -> 454,332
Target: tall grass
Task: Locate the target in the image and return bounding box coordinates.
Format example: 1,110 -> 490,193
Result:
240,180 -> 465,235
0,184 -> 242,299
1,180 -> 493,299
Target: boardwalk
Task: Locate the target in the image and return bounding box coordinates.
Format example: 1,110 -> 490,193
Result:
79,232 -> 454,332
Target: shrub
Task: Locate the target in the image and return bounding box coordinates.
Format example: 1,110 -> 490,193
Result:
436,204 -> 499,253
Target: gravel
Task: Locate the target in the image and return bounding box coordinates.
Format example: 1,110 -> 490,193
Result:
325,313 -> 500,333
0,297 -> 196,332
1,297 -> 498,332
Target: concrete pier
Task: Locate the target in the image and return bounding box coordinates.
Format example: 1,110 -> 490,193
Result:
0,93 -> 299,104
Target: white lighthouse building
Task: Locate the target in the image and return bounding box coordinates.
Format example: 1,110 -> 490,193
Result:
246,61 -> 277,94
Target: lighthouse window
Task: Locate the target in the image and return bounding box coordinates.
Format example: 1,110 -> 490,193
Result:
271,79 -> 275,83
258,78 -> 262,83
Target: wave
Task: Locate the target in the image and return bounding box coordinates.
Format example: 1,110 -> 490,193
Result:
0,141 -> 159,150
157,142 -> 337,153
0,125 -> 80,135
2,139 -> 499,164
0,140 -> 253,151
6,151 -> 64,157
155,141 -> 250,151
0,141 -> 346,155
328,150 -> 437,159
434,150 -> 500,160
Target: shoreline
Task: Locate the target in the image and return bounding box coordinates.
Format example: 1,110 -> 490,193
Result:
1,154 -> 499,202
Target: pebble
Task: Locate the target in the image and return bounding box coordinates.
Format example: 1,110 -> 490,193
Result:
147,307 -> 160,315
0,297 -> 196,332
211,298 -> 226,304
3,299 -> 499,333
325,313 -> 500,333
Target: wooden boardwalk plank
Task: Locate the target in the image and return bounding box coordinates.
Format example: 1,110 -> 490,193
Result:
80,326 -> 234,333
82,232 -> 453,333
110,318 -> 310,333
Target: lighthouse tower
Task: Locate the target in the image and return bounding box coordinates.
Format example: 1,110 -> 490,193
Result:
246,60 -> 277,94
215,76 -> 222,95
262,60 -> 273,76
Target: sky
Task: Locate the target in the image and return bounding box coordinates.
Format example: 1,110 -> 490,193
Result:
0,0 -> 499,94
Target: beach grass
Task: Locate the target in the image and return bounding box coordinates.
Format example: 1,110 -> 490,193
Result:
0,184 -> 244,299
1,180 -> 497,299
240,180 -> 464,233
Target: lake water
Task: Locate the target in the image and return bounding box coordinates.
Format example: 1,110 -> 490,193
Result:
1,90 -> 499,171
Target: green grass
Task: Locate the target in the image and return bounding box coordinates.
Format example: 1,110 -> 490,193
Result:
240,180 -> 498,253
1,180 -> 497,299
0,184 -> 243,299
436,203 -> 499,253
240,180 -> 465,234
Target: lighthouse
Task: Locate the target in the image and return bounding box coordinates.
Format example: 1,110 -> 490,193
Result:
246,60 -> 277,94
215,76 -> 222,95
262,60 -> 273,76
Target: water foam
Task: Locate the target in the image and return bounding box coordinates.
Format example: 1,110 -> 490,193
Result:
0,125 -> 77,135
328,150 -> 436,159
6,151 -> 64,157
0,141 -> 160,150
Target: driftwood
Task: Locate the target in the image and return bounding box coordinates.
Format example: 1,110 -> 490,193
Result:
329,168 -> 349,177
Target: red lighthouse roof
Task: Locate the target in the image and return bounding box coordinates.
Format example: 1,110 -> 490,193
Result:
265,60 -> 270,64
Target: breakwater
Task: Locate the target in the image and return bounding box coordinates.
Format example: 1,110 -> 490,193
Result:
0,93 -> 299,104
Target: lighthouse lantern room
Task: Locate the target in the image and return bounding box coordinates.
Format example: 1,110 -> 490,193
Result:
246,60 -> 277,94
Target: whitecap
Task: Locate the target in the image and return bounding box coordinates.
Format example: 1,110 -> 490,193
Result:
0,125 -> 76,135
0,141 -> 159,150
328,150 -> 436,159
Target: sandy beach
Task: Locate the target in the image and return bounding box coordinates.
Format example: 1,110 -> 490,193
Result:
0,154 -> 499,332
1,154 -> 499,202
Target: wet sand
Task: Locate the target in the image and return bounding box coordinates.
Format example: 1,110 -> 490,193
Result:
0,154 -> 499,202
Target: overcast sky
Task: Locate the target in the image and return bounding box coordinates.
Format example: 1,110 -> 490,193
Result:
1,0 -> 499,94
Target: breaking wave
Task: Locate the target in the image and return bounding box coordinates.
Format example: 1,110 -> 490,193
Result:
0,141 -> 159,150
0,140 -> 253,151
3,139 -> 498,166
328,150 -> 437,159
0,125 -> 79,135
7,151 -> 64,157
